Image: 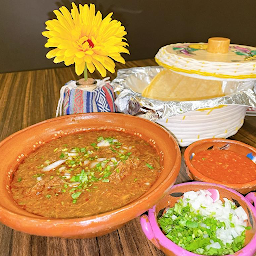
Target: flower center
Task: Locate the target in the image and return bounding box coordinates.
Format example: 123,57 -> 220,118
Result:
87,39 -> 94,48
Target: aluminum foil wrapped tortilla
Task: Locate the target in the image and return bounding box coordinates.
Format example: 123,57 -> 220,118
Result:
112,38 -> 256,146
113,66 -> 256,118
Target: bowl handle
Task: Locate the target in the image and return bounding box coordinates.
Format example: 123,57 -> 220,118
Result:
140,214 -> 160,249
245,192 -> 256,209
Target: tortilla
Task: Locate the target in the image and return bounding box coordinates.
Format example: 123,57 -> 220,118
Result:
142,69 -> 224,101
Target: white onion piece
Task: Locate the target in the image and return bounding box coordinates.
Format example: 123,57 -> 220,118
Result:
67,152 -> 78,157
97,158 -> 106,161
90,161 -> 98,168
63,173 -> 71,179
111,157 -> 117,162
69,182 -> 80,187
83,160 -> 90,165
97,140 -> 110,147
42,160 -> 66,171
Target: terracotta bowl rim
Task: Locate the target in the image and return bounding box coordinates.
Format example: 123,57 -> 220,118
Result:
0,113 -> 181,233
146,181 -> 256,256
184,138 -> 256,188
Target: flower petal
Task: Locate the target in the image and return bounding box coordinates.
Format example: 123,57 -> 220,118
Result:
75,61 -> 85,76
75,51 -> 85,58
46,48 -> 59,59
92,59 -> 106,77
53,56 -> 64,63
87,62 -> 95,73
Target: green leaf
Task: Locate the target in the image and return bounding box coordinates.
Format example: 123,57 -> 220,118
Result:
146,163 -> 154,169
71,191 -> 82,200
59,152 -> 65,159
97,136 -> 104,142
186,220 -> 198,228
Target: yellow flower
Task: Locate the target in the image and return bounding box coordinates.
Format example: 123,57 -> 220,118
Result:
42,3 -> 129,77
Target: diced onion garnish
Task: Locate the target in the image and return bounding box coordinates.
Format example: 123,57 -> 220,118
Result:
68,182 -> 80,187
67,152 -> 78,157
42,160 -> 66,171
97,140 -> 110,147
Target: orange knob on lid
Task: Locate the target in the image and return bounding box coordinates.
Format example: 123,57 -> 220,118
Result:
207,37 -> 230,54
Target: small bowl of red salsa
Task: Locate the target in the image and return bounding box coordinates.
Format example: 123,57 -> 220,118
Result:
184,138 -> 256,194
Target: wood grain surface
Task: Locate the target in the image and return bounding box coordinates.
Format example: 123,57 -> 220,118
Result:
0,59 -> 255,256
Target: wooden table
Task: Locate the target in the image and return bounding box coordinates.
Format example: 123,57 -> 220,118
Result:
0,59 -> 255,256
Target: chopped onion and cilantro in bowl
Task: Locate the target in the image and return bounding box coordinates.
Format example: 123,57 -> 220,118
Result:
140,182 -> 256,256
158,189 -> 250,255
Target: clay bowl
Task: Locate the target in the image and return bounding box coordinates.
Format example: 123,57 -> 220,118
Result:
140,181 -> 256,256
184,138 -> 256,194
0,113 -> 181,238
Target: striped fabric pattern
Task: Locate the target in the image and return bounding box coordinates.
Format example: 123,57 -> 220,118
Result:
62,82 -> 116,114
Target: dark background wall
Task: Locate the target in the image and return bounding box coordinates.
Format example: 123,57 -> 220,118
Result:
1,0 -> 256,73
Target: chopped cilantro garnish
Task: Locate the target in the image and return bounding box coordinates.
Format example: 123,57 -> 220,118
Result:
97,136 -> 104,142
46,194 -> 51,199
91,143 -> 99,150
71,191 -> 82,200
17,177 -> 22,182
59,152 -> 65,159
80,147 -> 87,153
146,163 -> 154,169
105,137 -> 114,143
110,147 -> 117,152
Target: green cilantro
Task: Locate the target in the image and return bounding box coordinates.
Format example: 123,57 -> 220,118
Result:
146,163 -> 154,169
97,136 -> 104,142
80,147 -> 87,153
59,152 -> 65,159
91,143 -> 99,150
71,191 -> 82,200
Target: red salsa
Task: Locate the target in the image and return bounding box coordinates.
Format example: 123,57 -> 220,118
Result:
191,149 -> 256,184
10,130 -> 162,218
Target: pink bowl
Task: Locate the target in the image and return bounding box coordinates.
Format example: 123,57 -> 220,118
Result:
140,182 -> 256,256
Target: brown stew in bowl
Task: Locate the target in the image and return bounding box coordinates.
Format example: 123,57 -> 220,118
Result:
10,130 -> 162,218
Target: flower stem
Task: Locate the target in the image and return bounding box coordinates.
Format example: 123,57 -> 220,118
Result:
84,63 -> 88,81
